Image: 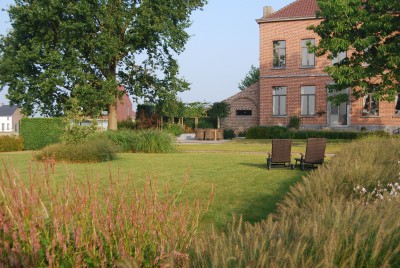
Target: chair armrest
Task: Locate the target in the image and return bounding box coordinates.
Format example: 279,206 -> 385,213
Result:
267,152 -> 272,157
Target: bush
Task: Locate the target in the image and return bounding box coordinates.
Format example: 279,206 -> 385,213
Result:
246,126 -> 290,139
163,123 -> 184,136
191,138 -> 400,267
0,135 -> 24,152
223,129 -> 235,139
20,118 -> 65,150
99,129 -> 176,153
117,119 -> 136,130
36,137 -> 116,163
288,115 -> 301,129
61,123 -> 99,144
130,130 -> 176,153
0,166 -> 209,266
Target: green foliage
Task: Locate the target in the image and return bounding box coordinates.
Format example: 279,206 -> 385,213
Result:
0,0 -> 207,118
310,0 -> 400,103
20,118 -> 65,150
99,129 -> 176,153
288,115 -> 301,129
163,124 -> 184,137
191,138 -> 400,266
0,136 -> 24,152
156,96 -> 185,118
183,102 -> 209,118
136,104 -> 159,129
36,138 -> 116,163
246,126 -> 290,139
130,130 -> 176,153
238,65 -> 260,91
197,118 -> 216,129
117,120 -> 136,130
0,165 -> 208,266
61,123 -> 100,145
223,129 -> 235,139
208,102 -> 230,118
246,126 -> 391,139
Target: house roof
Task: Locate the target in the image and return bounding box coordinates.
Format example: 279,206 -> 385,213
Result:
0,105 -> 18,116
258,0 -> 319,22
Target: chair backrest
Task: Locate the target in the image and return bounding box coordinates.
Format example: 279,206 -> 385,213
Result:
304,138 -> 326,164
271,139 -> 292,162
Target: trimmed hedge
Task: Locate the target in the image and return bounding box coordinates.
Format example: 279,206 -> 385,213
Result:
0,136 -> 24,152
246,126 -> 390,139
20,118 -> 65,150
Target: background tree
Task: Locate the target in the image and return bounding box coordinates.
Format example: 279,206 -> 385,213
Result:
309,0 -> 400,104
238,65 -> 260,91
208,102 -> 230,129
0,0 -> 207,130
183,102 -> 209,128
156,96 -> 184,125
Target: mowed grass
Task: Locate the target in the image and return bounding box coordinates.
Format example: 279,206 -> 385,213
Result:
0,139 -> 346,231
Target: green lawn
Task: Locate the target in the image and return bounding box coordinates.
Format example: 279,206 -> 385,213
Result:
0,139 -> 347,231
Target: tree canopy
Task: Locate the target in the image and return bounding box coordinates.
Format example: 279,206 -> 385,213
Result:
238,65 -> 259,91
0,0 -> 207,129
309,0 -> 400,104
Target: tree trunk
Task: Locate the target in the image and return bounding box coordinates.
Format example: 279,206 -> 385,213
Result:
194,117 -> 198,129
108,101 -> 118,130
217,116 -> 220,129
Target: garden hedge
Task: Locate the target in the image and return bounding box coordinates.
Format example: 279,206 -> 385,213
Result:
20,118 -> 65,150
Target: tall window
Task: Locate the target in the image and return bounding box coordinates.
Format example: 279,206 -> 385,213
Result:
301,39 -> 315,67
395,94 -> 400,115
273,86 -> 287,116
362,93 -> 379,116
332,51 -> 347,65
273,41 -> 286,68
301,86 -> 316,116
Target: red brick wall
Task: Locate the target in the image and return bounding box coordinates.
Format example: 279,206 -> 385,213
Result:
259,18 -> 400,130
221,82 -> 259,134
116,91 -> 134,122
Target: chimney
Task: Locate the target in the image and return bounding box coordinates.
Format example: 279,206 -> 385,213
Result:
263,6 -> 274,18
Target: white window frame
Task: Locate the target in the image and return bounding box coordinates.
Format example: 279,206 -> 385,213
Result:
272,86 -> 287,116
301,39 -> 315,67
273,41 -> 286,68
301,86 -> 316,116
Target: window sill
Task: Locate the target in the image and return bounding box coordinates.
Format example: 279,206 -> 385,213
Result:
272,115 -> 287,118
300,66 -> 316,69
361,115 -> 380,118
300,115 -> 316,118
271,67 -> 286,70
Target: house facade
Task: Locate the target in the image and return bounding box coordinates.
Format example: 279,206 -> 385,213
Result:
257,0 -> 400,131
222,0 -> 400,133
0,104 -> 22,134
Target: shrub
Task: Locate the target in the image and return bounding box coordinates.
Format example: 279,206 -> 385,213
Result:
117,119 -> 137,130
0,135 -> 24,152
36,137 -> 116,163
288,115 -> 301,129
61,123 -> 99,144
246,126 -> 290,139
223,129 -> 235,139
99,130 -> 136,152
191,138 -> 400,267
99,129 -> 176,153
0,165 -> 210,267
130,130 -> 176,153
163,123 -> 184,136
20,118 -> 65,150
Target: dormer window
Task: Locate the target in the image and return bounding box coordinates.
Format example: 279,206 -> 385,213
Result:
273,41 -> 286,68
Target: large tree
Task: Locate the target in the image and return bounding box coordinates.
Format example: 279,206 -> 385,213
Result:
0,0 -> 206,130
310,0 -> 400,104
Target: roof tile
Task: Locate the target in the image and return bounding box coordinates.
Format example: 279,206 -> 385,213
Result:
264,0 -> 319,21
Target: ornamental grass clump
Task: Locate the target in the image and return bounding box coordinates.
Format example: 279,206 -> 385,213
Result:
36,137 -> 116,163
190,137 -> 400,267
0,163 -> 211,267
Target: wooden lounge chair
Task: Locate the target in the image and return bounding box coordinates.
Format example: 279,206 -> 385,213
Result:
267,139 -> 293,170
195,128 -> 205,140
295,138 -> 326,170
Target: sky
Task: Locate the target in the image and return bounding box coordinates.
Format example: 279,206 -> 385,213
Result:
0,0 -> 294,107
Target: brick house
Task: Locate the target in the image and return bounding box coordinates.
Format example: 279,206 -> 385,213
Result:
223,0 -> 400,133
0,104 -> 22,134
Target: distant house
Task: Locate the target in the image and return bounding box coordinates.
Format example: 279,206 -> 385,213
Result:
0,104 -> 22,133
